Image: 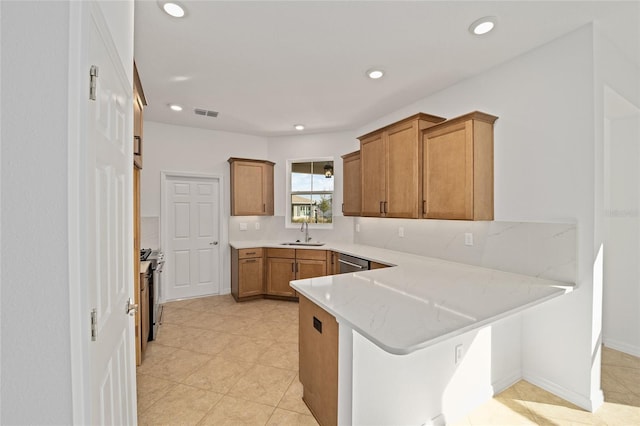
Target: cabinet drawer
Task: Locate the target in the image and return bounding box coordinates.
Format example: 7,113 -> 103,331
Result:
296,249 -> 327,261
238,248 -> 263,259
266,248 -> 295,259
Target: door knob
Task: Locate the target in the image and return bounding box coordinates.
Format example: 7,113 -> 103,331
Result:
209,241 -> 219,245
126,298 -> 138,316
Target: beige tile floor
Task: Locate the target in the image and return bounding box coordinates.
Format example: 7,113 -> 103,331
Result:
137,294 -> 640,425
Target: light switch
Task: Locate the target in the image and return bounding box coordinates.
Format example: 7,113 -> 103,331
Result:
464,232 -> 473,246
255,222 -> 260,230
239,222 -> 248,231
398,227 -> 405,238
455,344 -> 463,364
355,224 -> 360,233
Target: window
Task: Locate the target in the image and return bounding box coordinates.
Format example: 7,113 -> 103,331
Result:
288,159 -> 334,226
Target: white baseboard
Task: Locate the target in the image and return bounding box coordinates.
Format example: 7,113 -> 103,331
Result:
604,338 -> 640,357
444,370 -> 522,425
522,372 -> 604,412
492,370 -> 522,395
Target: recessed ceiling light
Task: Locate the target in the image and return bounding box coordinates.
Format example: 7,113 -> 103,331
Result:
169,104 -> 183,111
366,69 -> 385,79
469,16 -> 497,35
161,2 -> 185,18
294,124 -> 305,131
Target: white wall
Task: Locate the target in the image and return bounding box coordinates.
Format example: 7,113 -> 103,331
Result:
603,114 -> 640,356
140,121 -> 268,294
598,21 -> 640,356
2,1 -> 76,423
140,121 -> 268,217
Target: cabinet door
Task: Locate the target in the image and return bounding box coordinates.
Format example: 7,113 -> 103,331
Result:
266,257 -> 296,297
360,133 -> 386,217
133,65 -> 144,169
327,251 -> 340,275
133,93 -> 143,169
297,259 -> 327,280
387,121 -> 420,218
423,121 -> 473,219
239,257 -> 264,297
299,295 -> 338,426
232,161 -> 267,215
342,151 -> 361,216
263,162 -> 274,215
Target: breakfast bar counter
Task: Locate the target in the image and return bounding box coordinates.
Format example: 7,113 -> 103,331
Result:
231,240 -> 574,425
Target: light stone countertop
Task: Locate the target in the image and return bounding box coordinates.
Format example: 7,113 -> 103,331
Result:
229,240 -> 574,355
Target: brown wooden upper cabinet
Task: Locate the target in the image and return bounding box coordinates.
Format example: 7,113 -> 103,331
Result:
133,63 -> 146,169
422,111 -> 498,220
228,157 -> 275,216
341,150 -> 361,216
358,113 -> 446,218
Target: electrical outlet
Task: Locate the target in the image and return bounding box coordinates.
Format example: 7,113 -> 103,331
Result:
254,222 -> 260,230
464,232 -> 473,246
398,227 -> 404,238
455,344 -> 463,364
239,222 -> 248,231
355,224 -> 360,233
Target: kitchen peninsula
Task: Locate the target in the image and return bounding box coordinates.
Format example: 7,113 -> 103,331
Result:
230,240 -> 573,425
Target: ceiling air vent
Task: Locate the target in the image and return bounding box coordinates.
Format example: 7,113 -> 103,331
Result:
194,108 -> 219,118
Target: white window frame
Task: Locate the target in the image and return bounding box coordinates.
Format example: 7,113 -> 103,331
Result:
285,157 -> 334,229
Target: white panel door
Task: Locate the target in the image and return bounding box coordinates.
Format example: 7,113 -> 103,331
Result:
87,4 -> 136,425
165,176 -> 221,300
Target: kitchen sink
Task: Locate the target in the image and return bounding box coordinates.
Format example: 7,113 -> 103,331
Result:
280,242 -> 325,246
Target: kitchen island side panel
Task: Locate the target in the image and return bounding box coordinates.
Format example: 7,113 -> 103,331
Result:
351,315 -> 521,425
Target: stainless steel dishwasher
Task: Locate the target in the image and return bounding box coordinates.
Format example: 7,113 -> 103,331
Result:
338,253 -> 370,273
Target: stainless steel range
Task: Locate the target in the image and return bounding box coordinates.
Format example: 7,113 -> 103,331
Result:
141,249 -> 164,340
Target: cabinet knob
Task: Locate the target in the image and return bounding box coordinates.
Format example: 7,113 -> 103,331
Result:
209,241 -> 219,245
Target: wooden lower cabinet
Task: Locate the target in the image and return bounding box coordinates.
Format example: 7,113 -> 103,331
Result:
231,248 -> 265,301
266,256 -> 296,297
232,247 -> 358,302
327,251 -> 340,275
238,258 -> 264,296
297,259 -> 327,280
299,295 -> 338,426
296,249 -> 328,280
264,248 -> 328,298
370,261 -> 391,270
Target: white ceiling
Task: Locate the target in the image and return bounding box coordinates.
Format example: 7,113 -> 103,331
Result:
134,1 -> 639,137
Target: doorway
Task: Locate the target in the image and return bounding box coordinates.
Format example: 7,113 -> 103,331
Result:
161,172 -> 223,301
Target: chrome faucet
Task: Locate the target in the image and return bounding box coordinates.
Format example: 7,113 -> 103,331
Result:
300,221 -> 311,242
